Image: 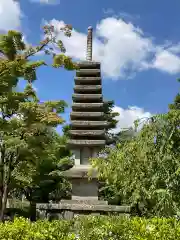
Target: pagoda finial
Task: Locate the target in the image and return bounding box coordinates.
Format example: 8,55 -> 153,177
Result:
86,26 -> 93,61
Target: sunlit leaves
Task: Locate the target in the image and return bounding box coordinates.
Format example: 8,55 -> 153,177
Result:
92,102 -> 180,217
0,23 -> 77,83
53,54 -> 77,70
0,26 -> 76,219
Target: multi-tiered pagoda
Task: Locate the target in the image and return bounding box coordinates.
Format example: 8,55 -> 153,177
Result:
68,61 -> 106,151
66,26 -> 106,202
68,26 -> 106,154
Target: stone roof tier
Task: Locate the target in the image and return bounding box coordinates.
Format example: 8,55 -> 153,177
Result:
74,85 -> 102,93
71,120 -> 107,128
70,112 -> 104,119
76,69 -> 100,77
69,130 -> 105,137
74,77 -> 101,84
72,102 -> 104,111
77,61 -> 100,69
67,139 -> 106,147
72,94 -> 102,102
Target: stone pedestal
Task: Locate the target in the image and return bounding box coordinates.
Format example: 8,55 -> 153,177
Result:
36,202 -> 130,220
64,165 -> 98,201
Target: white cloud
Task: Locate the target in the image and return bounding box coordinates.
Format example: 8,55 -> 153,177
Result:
30,0 -> 60,4
49,18 -> 153,79
0,0 -> 22,31
46,17 -> 180,79
168,43 -> 180,54
113,105 -> 152,132
152,50 -> 180,74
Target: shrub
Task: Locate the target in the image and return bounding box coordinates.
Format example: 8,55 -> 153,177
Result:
0,216 -> 180,239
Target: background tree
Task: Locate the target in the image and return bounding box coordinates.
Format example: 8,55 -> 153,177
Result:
10,130 -> 73,220
92,84 -> 180,216
169,79 -> 180,110
103,100 -> 136,146
103,100 -> 119,145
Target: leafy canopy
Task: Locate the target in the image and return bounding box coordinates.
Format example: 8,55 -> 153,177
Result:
92,86 -> 180,217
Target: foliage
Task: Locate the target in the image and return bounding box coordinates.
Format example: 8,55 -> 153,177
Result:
62,124 -> 71,139
0,25 -> 76,221
97,105 -> 138,203
0,26 -> 77,79
10,131 -> 73,202
92,87 -> 180,216
103,100 -> 120,145
113,127 -> 137,147
1,216 -> 180,239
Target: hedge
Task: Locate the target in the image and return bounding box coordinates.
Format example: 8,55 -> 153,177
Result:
0,216 -> 180,239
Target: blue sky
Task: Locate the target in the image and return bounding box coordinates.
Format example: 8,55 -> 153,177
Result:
1,0 -> 180,131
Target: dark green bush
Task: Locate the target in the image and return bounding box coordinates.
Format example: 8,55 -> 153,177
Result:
0,216 -> 180,239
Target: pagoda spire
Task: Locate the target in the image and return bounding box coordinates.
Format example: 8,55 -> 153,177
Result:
86,26 -> 93,61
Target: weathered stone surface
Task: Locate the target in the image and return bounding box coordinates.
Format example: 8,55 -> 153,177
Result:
67,139 -> 106,147
71,120 -> 107,128
36,203 -> 131,213
71,179 -> 98,200
76,69 -> 100,77
74,77 -> 101,84
74,85 -> 102,93
72,103 -> 103,111
69,130 -> 105,136
60,199 -> 108,205
86,27 -> 93,61
72,94 -> 102,102
70,112 -> 104,119
77,61 -> 100,69
63,165 -> 97,178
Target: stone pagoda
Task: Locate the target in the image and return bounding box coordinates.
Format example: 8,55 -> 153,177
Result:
66,26 -> 106,202
36,27 -> 130,219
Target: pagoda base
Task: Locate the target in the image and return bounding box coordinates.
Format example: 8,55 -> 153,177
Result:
36,145 -> 131,220
36,200 -> 131,220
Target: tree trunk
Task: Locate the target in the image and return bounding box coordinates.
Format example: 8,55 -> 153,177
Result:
0,146 -> 5,215
25,190 -> 36,222
29,201 -> 36,221
0,153 -> 13,222
0,180 -> 3,215
0,183 -> 8,221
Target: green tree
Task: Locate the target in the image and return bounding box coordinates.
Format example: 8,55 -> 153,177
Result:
169,80 -> 180,110
103,100 -> 119,145
92,88 -> 180,216
10,130 -> 73,220
0,25 -> 76,221
103,100 -> 136,146
114,127 -> 137,145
